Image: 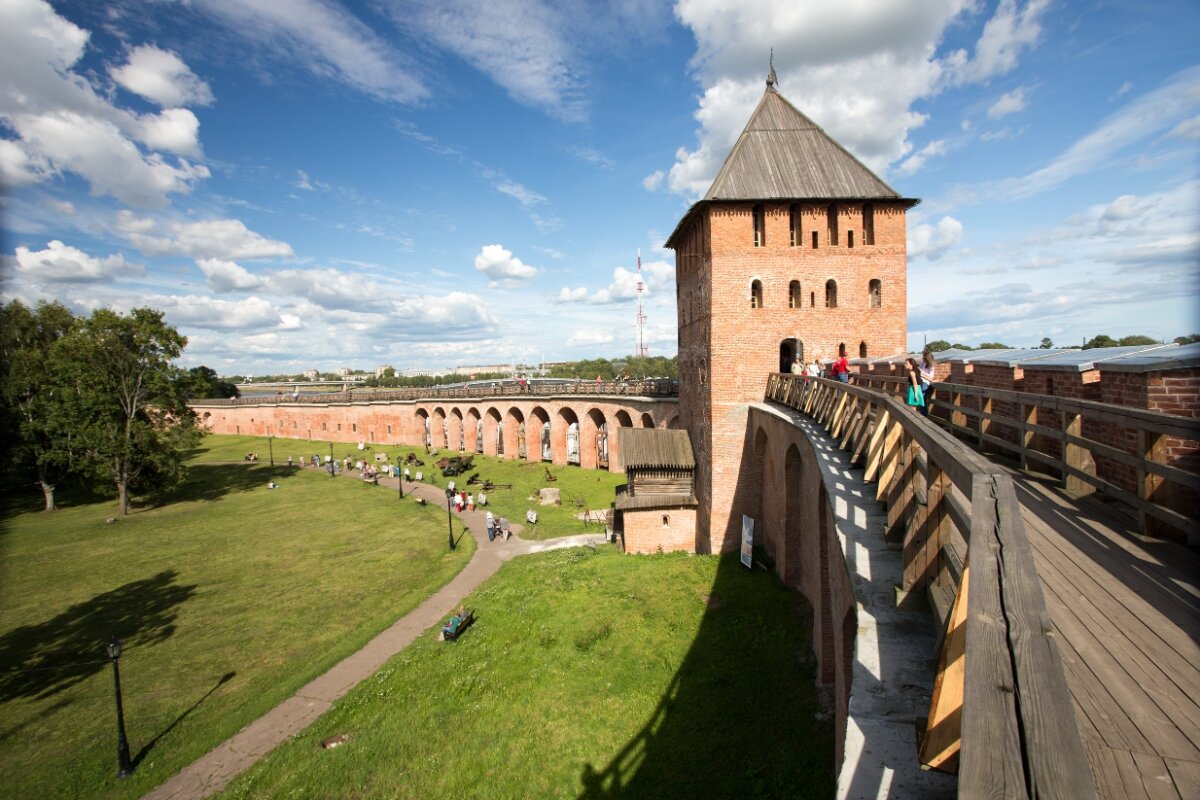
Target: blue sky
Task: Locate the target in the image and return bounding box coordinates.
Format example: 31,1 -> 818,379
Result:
1,0 -> 1197,375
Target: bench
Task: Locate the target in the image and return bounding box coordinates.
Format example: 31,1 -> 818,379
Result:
440,608 -> 475,641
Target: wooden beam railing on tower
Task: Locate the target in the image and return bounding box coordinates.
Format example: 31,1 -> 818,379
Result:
765,372 -> 1097,800
926,381 -> 1200,544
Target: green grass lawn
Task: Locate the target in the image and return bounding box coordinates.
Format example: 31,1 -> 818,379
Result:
0,435 -> 475,800
218,547 -> 833,800
207,434 -> 626,540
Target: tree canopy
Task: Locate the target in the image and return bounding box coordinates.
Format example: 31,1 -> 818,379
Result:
0,303 -> 201,514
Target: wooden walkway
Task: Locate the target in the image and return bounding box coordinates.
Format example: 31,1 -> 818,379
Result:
1010,472 -> 1200,799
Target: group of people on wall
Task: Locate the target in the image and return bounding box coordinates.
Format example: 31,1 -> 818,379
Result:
790,344 -> 936,414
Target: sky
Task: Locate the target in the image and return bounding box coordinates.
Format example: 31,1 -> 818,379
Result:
1,0 -> 1197,376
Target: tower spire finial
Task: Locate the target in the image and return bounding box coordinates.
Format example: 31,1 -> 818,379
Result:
767,48 -> 777,89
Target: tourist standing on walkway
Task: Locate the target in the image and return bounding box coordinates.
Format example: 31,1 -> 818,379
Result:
806,357 -> 821,378
918,351 -> 935,416
790,355 -> 803,374
904,358 -> 925,412
832,343 -> 850,383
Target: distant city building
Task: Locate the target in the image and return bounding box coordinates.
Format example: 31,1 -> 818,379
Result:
336,367 -> 353,377
303,369 -> 319,381
375,365 -> 395,378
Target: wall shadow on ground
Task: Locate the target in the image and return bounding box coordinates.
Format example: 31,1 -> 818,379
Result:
576,552 -> 834,800
0,570 -> 197,702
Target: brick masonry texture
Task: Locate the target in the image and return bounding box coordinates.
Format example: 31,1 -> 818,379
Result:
673,200 -> 909,552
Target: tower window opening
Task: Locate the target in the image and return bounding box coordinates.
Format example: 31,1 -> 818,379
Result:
753,204 -> 766,247
810,291 -> 815,307
825,279 -> 838,308
869,279 -> 882,308
789,280 -> 802,309
863,204 -> 875,245
789,204 -> 800,246
847,230 -> 854,248
751,279 -> 763,309
827,204 -> 838,246
859,341 -> 868,358
811,231 -> 818,249
661,514 -> 670,527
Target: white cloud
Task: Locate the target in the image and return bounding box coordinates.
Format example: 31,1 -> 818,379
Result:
195,0 -> 427,103
494,179 -> 546,207
14,239 -> 144,283
987,87 -> 1028,119
555,287 -> 588,303
136,108 -> 203,157
0,139 -> 47,187
111,44 -> 214,107
155,294 -> 282,330
473,244 -> 538,287
0,0 -> 211,208
935,66 -> 1200,209
265,268 -> 390,312
642,169 -> 664,191
949,0 -> 1050,85
896,139 -> 948,176
567,329 -> 615,347
570,145 -> 614,169
908,216 -> 963,260
197,258 -> 265,292
48,199 -> 75,215
381,0 -> 584,121
1168,115 -> 1200,140
116,211 -> 294,260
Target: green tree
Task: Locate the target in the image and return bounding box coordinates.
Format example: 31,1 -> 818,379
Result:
1118,335 -> 1157,346
1039,337 -> 1054,349
924,340 -> 953,352
1175,334 -> 1200,345
60,308 -> 201,515
0,300 -> 79,511
1083,334 -> 1119,350
978,341 -> 1011,349
184,365 -> 240,399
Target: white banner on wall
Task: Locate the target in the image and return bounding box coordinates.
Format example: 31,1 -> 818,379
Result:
741,515 -> 754,569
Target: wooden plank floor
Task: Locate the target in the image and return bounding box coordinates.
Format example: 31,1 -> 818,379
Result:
1010,473 -> 1200,799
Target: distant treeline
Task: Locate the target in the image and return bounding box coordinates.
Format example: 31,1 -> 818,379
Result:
925,333 -> 1199,352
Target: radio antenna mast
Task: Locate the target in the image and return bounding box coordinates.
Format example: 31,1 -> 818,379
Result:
635,250 -> 649,357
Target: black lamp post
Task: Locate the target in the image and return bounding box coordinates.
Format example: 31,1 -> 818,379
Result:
444,488 -> 456,551
397,466 -> 404,500
268,435 -> 274,467
106,638 -> 133,778
328,442 -> 334,478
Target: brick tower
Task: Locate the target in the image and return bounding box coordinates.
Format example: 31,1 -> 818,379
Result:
666,70 -> 917,552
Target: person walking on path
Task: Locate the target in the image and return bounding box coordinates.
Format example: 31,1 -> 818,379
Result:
832,343 -> 850,383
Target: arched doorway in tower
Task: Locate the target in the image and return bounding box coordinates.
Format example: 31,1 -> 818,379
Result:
529,406 -> 551,462
640,412 -> 654,428
557,407 -> 580,465
779,338 -> 803,373
582,408 -> 606,470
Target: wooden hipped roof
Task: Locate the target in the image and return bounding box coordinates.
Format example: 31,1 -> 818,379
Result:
666,83 -> 918,248
618,428 -> 695,471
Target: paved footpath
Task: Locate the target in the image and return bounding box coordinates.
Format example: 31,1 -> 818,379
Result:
142,469 -> 604,800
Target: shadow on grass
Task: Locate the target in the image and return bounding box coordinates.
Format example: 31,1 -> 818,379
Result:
577,553 -> 833,800
132,670 -> 236,769
0,570 -> 197,702
141,463 -> 295,508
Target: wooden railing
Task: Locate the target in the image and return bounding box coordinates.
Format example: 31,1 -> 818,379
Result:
929,382 -> 1199,543
765,373 -> 1096,799
192,378 -> 679,406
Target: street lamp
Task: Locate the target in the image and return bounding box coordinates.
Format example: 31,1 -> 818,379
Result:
397,465 -> 404,500
106,638 -> 133,778
268,435 -> 274,467
328,442 -> 334,478
444,488 -> 456,551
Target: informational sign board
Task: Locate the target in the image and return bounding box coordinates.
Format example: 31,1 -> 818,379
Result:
741,515 -> 754,569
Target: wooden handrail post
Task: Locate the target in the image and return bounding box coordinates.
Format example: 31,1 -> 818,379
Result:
1020,402 -> 1036,472
1138,428 -> 1167,537
1061,410 -> 1096,496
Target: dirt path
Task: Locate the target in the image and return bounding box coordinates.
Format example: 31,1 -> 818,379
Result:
141,470 -> 605,800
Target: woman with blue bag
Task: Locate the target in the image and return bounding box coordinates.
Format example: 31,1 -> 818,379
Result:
904,357 -> 925,412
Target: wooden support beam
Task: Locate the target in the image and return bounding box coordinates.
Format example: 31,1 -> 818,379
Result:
1138,428 -> 1168,538
921,563 -> 968,773
1061,411 -> 1096,497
